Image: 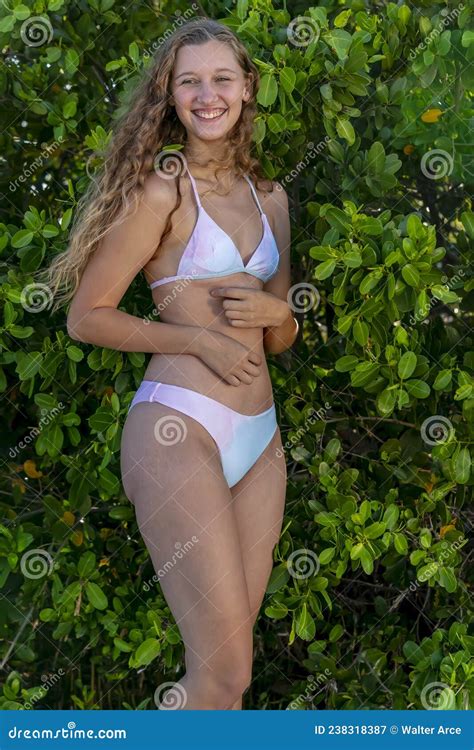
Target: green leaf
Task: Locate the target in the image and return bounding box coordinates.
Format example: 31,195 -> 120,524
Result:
11,230 -> 34,248
433,370 -> 452,390
454,447 -> 471,483
335,355 -> 359,372
78,551 -> 96,579
359,546 -> 374,574
295,603 -> 316,641
85,582 -> 108,610
336,118 -> 355,145
402,264 -> 420,287
257,74 -> 278,106
394,533 -> 408,555
405,379 -> 430,398
134,638 -> 161,666
377,388 -> 396,415
353,319 -> 369,346
318,547 -> 336,565
315,259 -> 336,280
364,522 -> 386,539
437,567 -> 457,593
398,351 -> 417,379
367,142 -> 385,173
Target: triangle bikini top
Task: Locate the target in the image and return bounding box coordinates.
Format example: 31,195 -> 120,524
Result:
149,168 -> 280,289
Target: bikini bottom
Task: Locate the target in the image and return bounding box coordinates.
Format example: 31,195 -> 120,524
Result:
127,380 -> 278,488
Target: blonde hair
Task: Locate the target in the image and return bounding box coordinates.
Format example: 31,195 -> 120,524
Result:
39,16 -> 273,313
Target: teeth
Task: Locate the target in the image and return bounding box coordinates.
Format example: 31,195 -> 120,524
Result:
193,109 -> 226,119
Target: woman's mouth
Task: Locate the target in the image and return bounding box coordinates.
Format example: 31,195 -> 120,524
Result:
192,108 -> 228,122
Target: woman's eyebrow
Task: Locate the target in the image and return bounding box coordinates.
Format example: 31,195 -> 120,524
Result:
175,67 -> 237,79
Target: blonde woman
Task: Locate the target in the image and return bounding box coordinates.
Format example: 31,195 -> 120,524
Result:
45,18 -> 298,710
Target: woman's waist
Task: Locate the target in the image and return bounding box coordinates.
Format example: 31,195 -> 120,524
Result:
143,353 -> 274,414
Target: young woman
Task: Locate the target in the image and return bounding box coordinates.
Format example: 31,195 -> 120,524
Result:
45,18 -> 298,710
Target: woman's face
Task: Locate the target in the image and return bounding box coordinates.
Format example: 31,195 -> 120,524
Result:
170,39 -> 251,144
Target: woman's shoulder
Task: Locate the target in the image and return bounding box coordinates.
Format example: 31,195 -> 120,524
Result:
142,171 -> 179,209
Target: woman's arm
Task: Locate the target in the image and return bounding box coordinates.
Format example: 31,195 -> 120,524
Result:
262,305 -> 299,355
209,182 -> 298,355
66,173 -> 205,356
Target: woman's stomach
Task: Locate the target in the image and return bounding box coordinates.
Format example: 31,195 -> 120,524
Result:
142,274 -> 274,415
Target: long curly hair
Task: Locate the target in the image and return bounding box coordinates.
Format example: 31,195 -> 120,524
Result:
41,16 -> 272,313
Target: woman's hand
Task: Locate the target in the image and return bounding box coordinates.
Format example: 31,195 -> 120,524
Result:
209,286 -> 290,328
197,329 -> 263,386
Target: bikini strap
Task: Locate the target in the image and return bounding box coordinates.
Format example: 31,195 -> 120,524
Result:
186,167 -> 202,208
243,174 -> 264,215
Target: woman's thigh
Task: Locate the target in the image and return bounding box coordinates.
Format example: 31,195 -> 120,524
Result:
230,425 -> 287,622
120,402 -> 254,675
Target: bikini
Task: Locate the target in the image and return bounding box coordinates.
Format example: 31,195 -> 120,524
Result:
128,167 -> 280,488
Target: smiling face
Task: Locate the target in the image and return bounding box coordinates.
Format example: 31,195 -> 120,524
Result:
169,39 -> 251,147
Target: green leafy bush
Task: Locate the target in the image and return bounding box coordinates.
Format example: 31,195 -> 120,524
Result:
0,0 -> 472,710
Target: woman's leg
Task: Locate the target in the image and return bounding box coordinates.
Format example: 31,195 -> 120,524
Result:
120,401 -> 255,710
228,425 -> 287,709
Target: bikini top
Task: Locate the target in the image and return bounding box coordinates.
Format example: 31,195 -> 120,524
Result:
149,168 -> 280,289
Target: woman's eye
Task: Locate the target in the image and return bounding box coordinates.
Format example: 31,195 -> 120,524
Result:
182,77 -> 231,84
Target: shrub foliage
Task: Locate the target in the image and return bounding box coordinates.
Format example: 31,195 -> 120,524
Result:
0,0 -> 473,710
